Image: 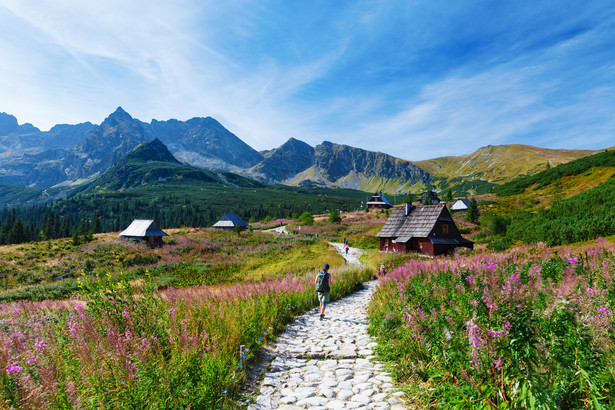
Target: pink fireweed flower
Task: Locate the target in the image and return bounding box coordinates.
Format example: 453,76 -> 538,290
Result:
74,304 -> 86,319
494,357 -> 503,371
34,340 -> 46,350
510,274 -> 521,282
568,257 -> 579,264
26,355 -> 39,365
470,300 -> 478,307
466,275 -> 474,284
6,362 -> 22,375
597,307 -> 612,315
122,309 -> 130,317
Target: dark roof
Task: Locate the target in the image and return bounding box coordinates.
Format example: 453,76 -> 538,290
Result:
430,237 -> 475,245
213,213 -> 248,228
451,199 -> 471,210
394,204 -> 445,243
376,207 -> 407,237
366,192 -> 393,207
418,190 -> 441,204
120,219 -> 168,237
376,204 -> 445,241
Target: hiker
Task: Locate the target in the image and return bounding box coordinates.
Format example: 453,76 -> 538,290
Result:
345,246 -> 349,256
315,264 -> 331,320
378,263 -> 386,276
343,237 -> 347,245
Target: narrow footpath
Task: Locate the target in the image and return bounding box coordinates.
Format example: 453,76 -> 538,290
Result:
247,245 -> 406,409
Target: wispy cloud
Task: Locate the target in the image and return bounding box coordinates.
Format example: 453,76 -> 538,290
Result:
0,0 -> 613,160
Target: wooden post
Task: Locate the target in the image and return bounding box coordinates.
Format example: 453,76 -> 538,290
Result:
240,345 -> 246,368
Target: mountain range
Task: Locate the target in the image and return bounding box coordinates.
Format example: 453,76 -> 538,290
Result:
0,107 -> 605,201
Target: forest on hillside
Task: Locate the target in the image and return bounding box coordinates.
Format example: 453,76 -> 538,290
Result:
0,186 -> 367,245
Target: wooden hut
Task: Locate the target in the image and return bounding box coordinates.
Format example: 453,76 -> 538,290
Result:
450,199 -> 471,212
213,213 -> 249,231
418,190 -> 442,204
366,192 -> 393,210
119,219 -> 168,245
376,203 -> 473,256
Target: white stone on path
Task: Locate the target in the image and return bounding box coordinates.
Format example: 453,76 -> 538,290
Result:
250,281 -> 408,408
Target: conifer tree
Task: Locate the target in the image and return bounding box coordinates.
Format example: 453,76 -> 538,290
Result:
466,197 -> 480,224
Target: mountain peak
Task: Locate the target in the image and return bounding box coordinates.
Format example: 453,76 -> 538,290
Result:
101,107 -> 134,127
125,138 -> 180,164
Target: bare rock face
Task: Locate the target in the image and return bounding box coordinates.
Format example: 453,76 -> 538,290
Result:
0,107 -> 431,194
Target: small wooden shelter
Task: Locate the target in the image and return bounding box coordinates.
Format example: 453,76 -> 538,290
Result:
418,190 -> 442,204
213,213 -> 249,231
366,192 -> 393,210
120,219 -> 168,245
376,203 -> 473,256
450,199 -> 471,212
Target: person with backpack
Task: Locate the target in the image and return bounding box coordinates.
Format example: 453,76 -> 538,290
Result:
315,263 -> 331,321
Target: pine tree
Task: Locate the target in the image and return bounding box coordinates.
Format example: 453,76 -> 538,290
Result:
466,197 -> 480,224
93,210 -> 101,233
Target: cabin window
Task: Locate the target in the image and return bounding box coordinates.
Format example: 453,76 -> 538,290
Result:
442,224 -> 449,234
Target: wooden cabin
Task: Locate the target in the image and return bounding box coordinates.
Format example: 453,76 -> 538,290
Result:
366,192 -> 393,210
120,219 -> 168,245
212,213 -> 249,231
418,190 -> 442,204
450,199 -> 471,212
376,203 -> 473,256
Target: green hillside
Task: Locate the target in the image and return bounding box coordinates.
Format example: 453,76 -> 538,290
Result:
415,144 -> 596,194
480,149 -> 615,247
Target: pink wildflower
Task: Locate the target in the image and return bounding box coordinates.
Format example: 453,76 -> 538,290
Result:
6,362 -> 22,375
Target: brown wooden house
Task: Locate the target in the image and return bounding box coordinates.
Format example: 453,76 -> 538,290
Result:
366,192 -> 393,210
376,203 -> 473,256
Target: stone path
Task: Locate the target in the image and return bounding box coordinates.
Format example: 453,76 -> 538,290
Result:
248,281 -> 407,409
329,243 -> 364,266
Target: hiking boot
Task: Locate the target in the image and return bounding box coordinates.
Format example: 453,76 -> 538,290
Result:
320,314 -> 324,321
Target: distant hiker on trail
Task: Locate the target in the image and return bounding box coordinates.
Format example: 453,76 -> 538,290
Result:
378,264 -> 387,276
343,237 -> 347,245
345,246 -> 349,256
315,264 -> 331,321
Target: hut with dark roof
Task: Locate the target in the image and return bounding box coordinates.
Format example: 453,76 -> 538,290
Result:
376,203 -> 473,256
450,198 -> 471,212
366,192 -> 393,210
418,190 -> 442,205
119,219 -> 168,245
213,213 -> 249,231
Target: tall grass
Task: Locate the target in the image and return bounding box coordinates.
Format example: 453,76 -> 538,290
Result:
0,265 -> 372,408
369,239 -> 615,408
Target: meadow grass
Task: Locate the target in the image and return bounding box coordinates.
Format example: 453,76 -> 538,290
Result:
369,239 -> 615,408
0,264 -> 373,408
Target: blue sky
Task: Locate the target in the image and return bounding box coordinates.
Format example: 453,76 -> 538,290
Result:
0,0 -> 614,160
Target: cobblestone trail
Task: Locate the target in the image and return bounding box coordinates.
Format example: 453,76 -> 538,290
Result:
249,282 -> 406,409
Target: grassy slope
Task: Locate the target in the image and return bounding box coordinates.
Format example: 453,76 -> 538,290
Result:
414,144 -> 596,187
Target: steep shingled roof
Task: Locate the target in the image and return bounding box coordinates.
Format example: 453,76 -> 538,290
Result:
395,204 -> 445,243
120,219 -> 168,237
366,192 -> 393,207
213,213 -> 248,228
375,207 -> 407,238
376,204 -> 446,242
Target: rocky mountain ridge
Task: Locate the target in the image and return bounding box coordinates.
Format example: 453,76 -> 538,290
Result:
0,108 -> 605,197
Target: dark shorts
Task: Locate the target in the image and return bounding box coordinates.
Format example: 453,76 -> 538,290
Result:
318,291 -> 330,303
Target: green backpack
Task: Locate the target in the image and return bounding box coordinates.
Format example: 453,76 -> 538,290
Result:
315,271 -> 329,292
